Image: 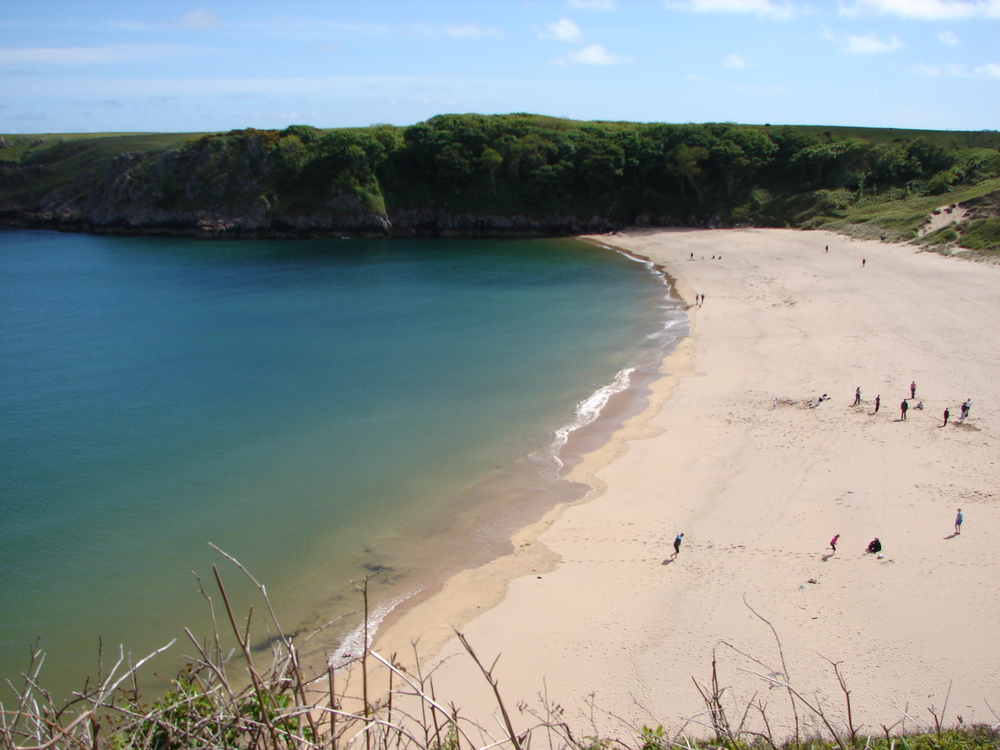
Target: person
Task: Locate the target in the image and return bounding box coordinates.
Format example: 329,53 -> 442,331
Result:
673,533 -> 684,556
829,534 -> 840,553
853,387 -> 861,406
955,508 -> 963,535
825,245 -> 829,253
900,399 -> 908,420
874,395 -> 880,413
960,398 -> 971,420
942,408 -> 950,426
866,538 -> 882,554
862,258 -> 866,268
915,401 -> 923,410
910,381 -> 916,399
690,252 -> 694,260
812,393 -> 829,408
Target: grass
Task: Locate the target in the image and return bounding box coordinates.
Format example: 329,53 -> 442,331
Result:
958,218 -> 1000,252
814,177 -> 1000,243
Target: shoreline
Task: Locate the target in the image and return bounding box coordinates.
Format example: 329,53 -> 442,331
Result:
370,227 -> 1000,738
327,245 -> 690,669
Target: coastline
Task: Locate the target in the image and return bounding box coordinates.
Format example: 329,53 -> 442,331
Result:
371,227 -> 1000,738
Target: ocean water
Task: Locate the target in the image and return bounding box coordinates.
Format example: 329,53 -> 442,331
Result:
0,230 -> 686,697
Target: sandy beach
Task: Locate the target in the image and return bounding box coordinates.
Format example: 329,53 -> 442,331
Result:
373,228 -> 1000,741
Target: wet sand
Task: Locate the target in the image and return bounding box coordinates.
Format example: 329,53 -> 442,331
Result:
372,228 -> 1000,740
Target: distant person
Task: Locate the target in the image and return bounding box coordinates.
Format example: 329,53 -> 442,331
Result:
825,245 -> 829,253
955,509 -> 963,535
812,393 -> 829,408
960,398 -> 971,420
862,258 -> 866,268
866,538 -> 882,554
910,381 -> 916,399
690,252 -> 694,260
829,534 -> 840,553
874,395 -> 880,414
673,533 -> 684,556
900,399 -> 908,420
914,401 -> 923,410
853,387 -> 861,406
942,408 -> 950,427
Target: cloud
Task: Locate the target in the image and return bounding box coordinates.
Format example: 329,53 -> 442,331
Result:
664,0 -> 798,20
839,0 -> 1000,19
843,33 -> 904,53
553,44 -> 630,64
723,52 -> 748,67
566,0 -> 618,8
444,23 -> 505,39
0,44 -> 208,65
536,18 -> 583,41
177,9 -> 223,30
936,30 -> 960,45
112,8 -> 223,31
910,61 -> 1000,77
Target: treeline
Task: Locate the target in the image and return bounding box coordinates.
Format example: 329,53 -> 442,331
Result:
2,114 -> 1000,232
261,114 -> 1000,224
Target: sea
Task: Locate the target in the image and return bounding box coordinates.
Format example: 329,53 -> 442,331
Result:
0,229 -> 687,699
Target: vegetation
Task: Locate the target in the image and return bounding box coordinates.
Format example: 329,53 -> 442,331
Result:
2,116 -> 999,238
2,555 -> 997,750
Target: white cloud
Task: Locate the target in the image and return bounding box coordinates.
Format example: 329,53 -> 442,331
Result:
178,9 -> 222,30
723,52 -> 748,67
936,30 -> 960,45
664,0 -> 798,20
839,0 -> 1000,19
910,61 -> 1000,77
0,44 -> 208,65
553,44 -> 630,65
112,8 -> 223,31
536,18 -> 583,42
567,0 -> 618,8
843,33 -> 904,53
444,23 -> 505,39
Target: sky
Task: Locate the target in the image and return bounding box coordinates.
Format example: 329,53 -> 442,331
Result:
1,0 -> 998,135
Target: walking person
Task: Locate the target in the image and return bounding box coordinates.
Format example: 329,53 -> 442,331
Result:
960,398 -> 971,421
853,387 -> 861,406
862,258 -> 866,268
874,395 -> 880,414
942,408 -> 950,427
955,509 -> 963,535
673,533 -> 684,557
829,534 -> 840,553
910,381 -> 916,399
900,399 -> 909,420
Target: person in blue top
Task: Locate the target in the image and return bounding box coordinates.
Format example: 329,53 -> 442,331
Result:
955,509 -> 963,535
673,533 -> 684,556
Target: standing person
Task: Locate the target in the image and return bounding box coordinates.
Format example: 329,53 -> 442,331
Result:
853,387 -> 861,405
862,258 -> 866,268
673,533 -> 684,557
955,508 -> 963,535
829,534 -> 840,553
942,408 -> 950,427
900,399 -> 909,420
960,398 -> 971,420
910,381 -> 916,399
874,395 -> 881,414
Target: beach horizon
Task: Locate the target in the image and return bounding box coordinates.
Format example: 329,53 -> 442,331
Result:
371,227 -> 1000,740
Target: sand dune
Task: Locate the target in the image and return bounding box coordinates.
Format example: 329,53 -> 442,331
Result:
374,228 -> 1000,740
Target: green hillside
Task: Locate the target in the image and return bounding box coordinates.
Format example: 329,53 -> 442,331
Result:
2,116 -> 999,247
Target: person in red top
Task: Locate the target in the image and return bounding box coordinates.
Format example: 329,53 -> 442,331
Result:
829,534 -> 840,553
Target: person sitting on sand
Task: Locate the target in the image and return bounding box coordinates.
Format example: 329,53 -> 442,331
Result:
812,393 -> 829,408
866,538 -> 882,554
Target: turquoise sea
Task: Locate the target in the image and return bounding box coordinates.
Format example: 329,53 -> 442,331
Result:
0,230 -> 686,697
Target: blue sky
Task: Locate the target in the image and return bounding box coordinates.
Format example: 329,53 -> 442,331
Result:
2,0 -> 998,134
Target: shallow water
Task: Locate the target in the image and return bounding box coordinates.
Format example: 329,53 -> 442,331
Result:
0,230 -> 684,697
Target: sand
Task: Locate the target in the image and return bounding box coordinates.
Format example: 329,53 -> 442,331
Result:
372,228 -> 1000,741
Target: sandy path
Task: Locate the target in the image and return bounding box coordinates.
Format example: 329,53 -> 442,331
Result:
374,229 -> 1000,741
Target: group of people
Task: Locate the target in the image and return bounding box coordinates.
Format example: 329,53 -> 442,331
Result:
827,508 -> 963,558
850,382 -> 971,426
